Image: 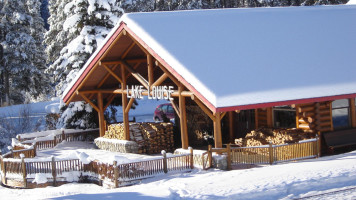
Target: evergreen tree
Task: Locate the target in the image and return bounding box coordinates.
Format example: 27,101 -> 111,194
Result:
45,0 -> 125,129
0,0 -> 49,105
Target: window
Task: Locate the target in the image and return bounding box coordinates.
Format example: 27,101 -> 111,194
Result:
273,106 -> 296,128
167,105 -> 174,114
161,105 -> 168,113
332,99 -> 350,129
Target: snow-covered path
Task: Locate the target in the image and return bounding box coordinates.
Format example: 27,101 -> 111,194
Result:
1,150 -> 356,200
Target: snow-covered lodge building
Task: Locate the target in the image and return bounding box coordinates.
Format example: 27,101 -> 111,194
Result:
63,5 -> 356,151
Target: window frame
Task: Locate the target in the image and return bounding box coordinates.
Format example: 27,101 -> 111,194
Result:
272,105 -> 297,129
332,99 -> 351,130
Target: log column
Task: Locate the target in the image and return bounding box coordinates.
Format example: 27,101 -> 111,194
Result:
228,111 -> 234,143
214,112 -> 223,148
350,98 -> 356,128
267,107 -> 273,128
147,54 -> 154,87
121,65 -> 130,140
97,92 -> 105,137
179,85 -> 188,149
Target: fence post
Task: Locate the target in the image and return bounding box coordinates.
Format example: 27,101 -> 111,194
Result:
208,145 -> 212,168
226,144 -> 231,170
51,156 -> 56,186
201,153 -> 206,170
33,142 -> 37,157
162,150 -> 168,173
20,154 -> 27,188
189,147 -> 194,169
269,142 -> 274,165
316,133 -> 321,158
8,146 -> 13,158
61,129 -> 65,141
2,153 -> 7,184
113,161 -> 118,188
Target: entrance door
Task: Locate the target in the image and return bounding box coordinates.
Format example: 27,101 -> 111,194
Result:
235,109 -> 255,138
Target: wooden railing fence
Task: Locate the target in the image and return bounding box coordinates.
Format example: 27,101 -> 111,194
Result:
0,147 -> 194,188
207,135 -> 321,170
19,129 -> 99,150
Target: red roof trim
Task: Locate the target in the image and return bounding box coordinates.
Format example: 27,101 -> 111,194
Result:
63,24 -> 126,103
216,93 -> 356,112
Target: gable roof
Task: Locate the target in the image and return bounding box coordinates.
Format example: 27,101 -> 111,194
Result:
63,5 -> 356,112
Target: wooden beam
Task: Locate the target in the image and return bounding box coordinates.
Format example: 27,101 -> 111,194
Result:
125,32 -> 150,55
78,88 -> 193,98
220,112 -> 227,120
315,102 -> 320,131
97,64 -> 119,89
147,54 -> 154,88
121,65 -> 130,140
214,112 -> 223,148
330,101 -> 334,131
156,62 -> 180,87
193,97 -> 214,121
102,64 -> 122,83
98,92 -> 105,137
228,112 -> 235,143
78,89 -> 123,94
125,98 -> 135,114
78,93 -> 99,112
152,73 -> 168,87
255,109 -> 259,129
267,107 -> 273,128
121,60 -> 149,89
101,58 -> 146,65
121,42 -> 136,59
350,98 -> 356,128
179,85 -> 188,149
104,94 -> 116,110
126,62 -> 141,79
170,99 -> 180,118
295,105 -> 300,129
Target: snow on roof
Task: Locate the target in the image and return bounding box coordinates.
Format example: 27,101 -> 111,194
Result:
64,5 -> 356,110
347,0 -> 356,4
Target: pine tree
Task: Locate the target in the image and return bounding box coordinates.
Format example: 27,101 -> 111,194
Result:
0,0 -> 49,104
45,0 -> 125,129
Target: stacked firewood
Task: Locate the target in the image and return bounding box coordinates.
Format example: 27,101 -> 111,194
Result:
129,123 -> 147,154
235,128 -> 315,147
148,123 -> 174,153
104,123 -> 126,140
103,122 -> 174,154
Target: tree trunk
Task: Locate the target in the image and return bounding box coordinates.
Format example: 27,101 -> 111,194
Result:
4,70 -> 10,106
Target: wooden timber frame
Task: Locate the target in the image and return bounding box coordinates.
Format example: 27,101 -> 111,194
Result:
63,23 -> 225,149
63,21 -> 356,151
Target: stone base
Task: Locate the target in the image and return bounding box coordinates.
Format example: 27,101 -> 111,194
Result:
94,137 -> 139,153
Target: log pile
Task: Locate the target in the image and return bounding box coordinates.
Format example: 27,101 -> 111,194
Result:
103,122 -> 174,154
235,128 -> 315,147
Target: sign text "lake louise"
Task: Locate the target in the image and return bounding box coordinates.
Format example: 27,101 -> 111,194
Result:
127,85 -> 174,100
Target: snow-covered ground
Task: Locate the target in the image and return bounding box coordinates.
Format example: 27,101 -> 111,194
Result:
1,149 -> 356,199
36,141 -> 161,164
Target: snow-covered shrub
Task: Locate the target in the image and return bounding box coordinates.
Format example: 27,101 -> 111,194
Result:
57,101 -> 98,129
45,113 -> 60,130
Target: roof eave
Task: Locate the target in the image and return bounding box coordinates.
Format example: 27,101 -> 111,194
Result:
216,93 -> 356,112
